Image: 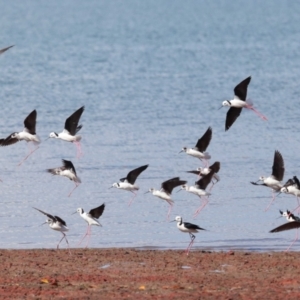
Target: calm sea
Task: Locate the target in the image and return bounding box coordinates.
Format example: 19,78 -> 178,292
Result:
0,0 -> 300,251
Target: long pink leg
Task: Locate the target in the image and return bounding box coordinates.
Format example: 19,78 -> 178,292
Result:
62,234 -> 71,255
285,229 -> 298,252
57,233 -> 69,249
85,226 -> 92,248
128,191 -> 137,206
208,181 -> 215,192
193,197 -> 209,218
291,199 -> 300,215
297,197 -> 300,214
68,183 -> 79,197
185,234 -> 195,255
202,159 -> 209,168
264,191 -> 276,211
246,106 -> 268,121
74,141 -> 83,158
18,145 -> 39,166
167,203 -> 173,221
78,225 -> 90,246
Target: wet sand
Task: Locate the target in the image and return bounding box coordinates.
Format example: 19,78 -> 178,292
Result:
0,248 -> 300,299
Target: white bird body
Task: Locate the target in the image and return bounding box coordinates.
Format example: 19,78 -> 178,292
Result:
12,130 -> 40,144
174,216 -> 205,255
270,210 -> 300,251
0,110 -> 40,165
259,175 -> 282,191
112,181 -> 139,192
197,167 -> 220,182
46,219 -> 69,232
183,148 -> 211,160
49,129 -> 81,143
33,207 -> 70,250
148,188 -> 173,204
49,106 -> 84,143
180,171 -> 215,217
181,185 -> 211,198
76,208 -> 102,227
180,127 -> 212,161
175,216 -> 203,234
47,159 -> 81,197
111,165 -> 149,205
281,185 -> 300,197
80,212 -> 101,226
222,97 -> 249,108
146,177 -> 187,220
74,204 -> 105,247
280,210 -> 296,222
48,106 -> 84,157
50,168 -> 81,183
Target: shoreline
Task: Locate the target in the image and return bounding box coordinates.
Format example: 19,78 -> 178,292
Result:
0,248 -> 300,299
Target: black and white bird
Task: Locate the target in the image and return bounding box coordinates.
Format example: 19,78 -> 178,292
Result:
173,216 -> 205,255
48,106 -> 84,158
180,127 -> 212,164
0,45 -> 14,55
251,150 -> 284,211
186,161 -> 221,188
73,203 -> 105,248
280,176 -> 300,212
33,207 -> 70,250
270,210 -> 300,251
220,76 -> 267,131
146,177 -> 187,220
111,164 -> 149,205
0,110 -> 40,165
47,159 -> 81,197
179,170 -> 215,217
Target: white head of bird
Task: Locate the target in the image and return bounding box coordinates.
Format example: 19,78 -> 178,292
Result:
175,216 -> 182,223
49,132 -> 59,138
222,100 -> 231,107
179,147 -> 187,153
179,184 -> 188,191
279,210 -> 292,218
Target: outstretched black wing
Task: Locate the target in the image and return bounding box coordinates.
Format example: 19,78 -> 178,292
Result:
89,203 -> 105,219
64,106 -> 84,135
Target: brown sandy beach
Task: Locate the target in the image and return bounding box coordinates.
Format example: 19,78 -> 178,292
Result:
0,249 -> 299,299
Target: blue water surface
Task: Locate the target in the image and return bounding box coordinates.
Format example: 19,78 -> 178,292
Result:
0,0 -> 299,251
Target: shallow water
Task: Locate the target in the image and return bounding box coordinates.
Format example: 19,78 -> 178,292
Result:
0,0 -> 300,251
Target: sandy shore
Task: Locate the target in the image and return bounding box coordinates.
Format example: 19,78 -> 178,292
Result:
0,248 -> 299,299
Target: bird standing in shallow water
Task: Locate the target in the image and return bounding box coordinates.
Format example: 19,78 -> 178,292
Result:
47,159 -> 81,197
251,150 -> 284,211
180,127 -> 212,166
73,203 -> 105,248
111,165 -> 149,206
33,207 -> 70,252
0,110 -> 40,166
146,177 -> 187,220
270,210 -> 300,251
173,216 -> 205,255
220,76 -> 267,131
48,106 -> 84,158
